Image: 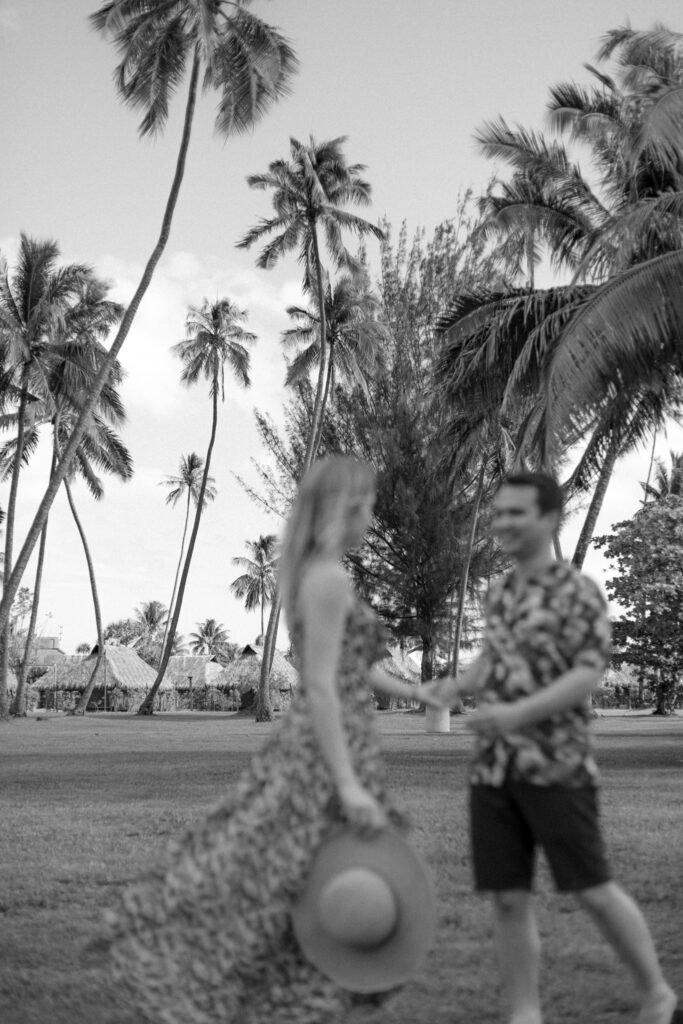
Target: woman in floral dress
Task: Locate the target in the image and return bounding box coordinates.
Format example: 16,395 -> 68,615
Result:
107,456 -> 441,1024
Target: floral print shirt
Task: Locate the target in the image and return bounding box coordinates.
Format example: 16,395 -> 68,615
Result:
470,561 -> 611,788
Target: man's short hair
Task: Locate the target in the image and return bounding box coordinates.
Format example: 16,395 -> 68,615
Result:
500,472 -> 563,515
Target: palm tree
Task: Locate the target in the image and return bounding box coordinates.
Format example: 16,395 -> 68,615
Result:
641,449 -> 683,501
282,269 -> 388,453
0,1 -> 297,660
239,135 -> 384,472
439,27 -> 683,569
189,618 -> 230,657
238,135 -> 384,718
0,238 -> 123,718
230,534 -> 277,639
160,452 -> 216,654
138,298 -> 254,714
134,600 -> 169,640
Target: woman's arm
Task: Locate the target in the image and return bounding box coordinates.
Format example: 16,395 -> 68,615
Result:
299,562 -> 387,831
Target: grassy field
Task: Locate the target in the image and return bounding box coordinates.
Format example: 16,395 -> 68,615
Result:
1,710 -> 682,1024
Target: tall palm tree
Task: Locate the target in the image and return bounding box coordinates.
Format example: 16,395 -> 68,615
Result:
230,534 -> 277,639
0,1 -> 297,660
0,238 -> 123,718
189,618 -> 230,657
439,27 -> 683,570
282,270 -> 388,453
238,136 -> 384,718
1,403 -> 134,716
238,135 -> 384,471
160,452 -> 216,654
138,298 -> 254,714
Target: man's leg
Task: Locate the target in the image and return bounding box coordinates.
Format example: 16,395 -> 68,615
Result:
492,890 -> 542,1024
576,882 -> 676,1024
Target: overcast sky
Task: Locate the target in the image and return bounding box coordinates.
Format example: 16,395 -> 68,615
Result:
2,0 -> 682,652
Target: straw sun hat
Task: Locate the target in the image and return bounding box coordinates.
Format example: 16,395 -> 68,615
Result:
292,827 -> 437,993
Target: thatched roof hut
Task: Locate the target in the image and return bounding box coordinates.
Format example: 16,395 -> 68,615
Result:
166,654 -> 225,689
215,640 -> 298,712
33,644 -> 163,712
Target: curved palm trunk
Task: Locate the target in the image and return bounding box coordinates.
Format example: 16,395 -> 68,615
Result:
256,231 -> 330,722
0,52 -> 200,663
65,479 -> 105,716
641,427 -> 658,506
1,365 -> 32,719
138,383 -> 218,714
572,435 -> 621,569
12,443 -> 58,716
451,458 -> 486,679
160,491 -> 192,655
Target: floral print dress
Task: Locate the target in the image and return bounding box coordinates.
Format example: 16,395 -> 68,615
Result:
107,599 -> 400,1024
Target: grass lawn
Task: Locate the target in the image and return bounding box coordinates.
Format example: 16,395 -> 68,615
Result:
1,710 -> 682,1024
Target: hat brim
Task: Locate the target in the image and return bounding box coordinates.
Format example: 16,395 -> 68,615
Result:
292,827 -> 437,993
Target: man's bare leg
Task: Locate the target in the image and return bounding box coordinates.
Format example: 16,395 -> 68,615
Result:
576,881 -> 676,1024
492,891 -> 543,1024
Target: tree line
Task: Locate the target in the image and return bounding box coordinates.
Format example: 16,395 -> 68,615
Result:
4,10 -> 683,719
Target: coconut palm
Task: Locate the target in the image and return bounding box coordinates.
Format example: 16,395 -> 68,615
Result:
0,238 -> 124,717
0,1 -> 297,655
189,618 -> 231,658
239,135 -> 384,472
230,534 -> 277,639
238,136 -> 384,718
160,452 -> 216,653
439,27 -> 683,569
282,270 -> 388,453
138,298 -> 254,714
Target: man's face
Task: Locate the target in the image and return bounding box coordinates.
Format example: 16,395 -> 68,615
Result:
492,484 -> 557,559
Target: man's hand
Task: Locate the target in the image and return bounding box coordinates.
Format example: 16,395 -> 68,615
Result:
467,701 -> 526,738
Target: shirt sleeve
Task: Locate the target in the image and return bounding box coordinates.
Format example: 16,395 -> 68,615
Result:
567,573 -> 611,672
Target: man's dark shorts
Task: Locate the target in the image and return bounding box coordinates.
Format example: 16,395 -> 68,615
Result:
470,783 -> 612,892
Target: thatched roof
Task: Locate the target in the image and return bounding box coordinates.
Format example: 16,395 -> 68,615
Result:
166,654 -> 224,688
43,644 -> 164,692
215,643 -> 298,694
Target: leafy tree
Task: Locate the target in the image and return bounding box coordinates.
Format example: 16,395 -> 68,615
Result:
230,534 -> 277,639
0,0 -> 297,660
103,611 -> 185,668
594,496 -> 683,714
189,618 -> 232,659
138,299 -> 253,713
160,452 -> 216,653
76,642 -> 91,655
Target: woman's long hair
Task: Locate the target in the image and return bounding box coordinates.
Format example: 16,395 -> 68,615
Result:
279,456 -> 376,624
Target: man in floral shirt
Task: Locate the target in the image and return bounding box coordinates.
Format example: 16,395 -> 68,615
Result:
432,473 -> 678,1024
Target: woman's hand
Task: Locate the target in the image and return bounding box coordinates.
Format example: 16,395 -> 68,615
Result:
338,779 -> 388,834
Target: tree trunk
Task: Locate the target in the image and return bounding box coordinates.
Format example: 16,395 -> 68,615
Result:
65,479 -> 105,716
1,366 -> 31,720
451,458 -> 486,679
641,427 -> 658,506
12,442 -> 57,716
572,435 -> 621,569
0,52 -> 200,667
138,378 -> 217,714
256,228 -> 330,722
160,491 -> 191,655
